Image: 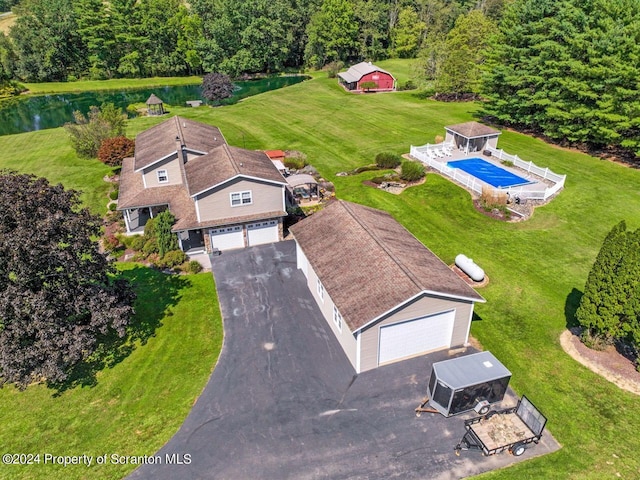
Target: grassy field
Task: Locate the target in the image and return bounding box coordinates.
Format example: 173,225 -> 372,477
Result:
0,266 -> 222,480
22,76 -> 202,95
1,66 -> 640,478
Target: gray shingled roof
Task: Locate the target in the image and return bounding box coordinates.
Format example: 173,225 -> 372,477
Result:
337,61 -> 395,83
134,116 -> 226,171
146,93 -> 164,105
289,200 -> 485,332
445,121 -> 501,139
185,145 -> 286,196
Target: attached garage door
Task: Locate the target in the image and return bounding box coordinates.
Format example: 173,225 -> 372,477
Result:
210,225 -> 244,251
247,220 -> 279,246
378,310 -> 455,365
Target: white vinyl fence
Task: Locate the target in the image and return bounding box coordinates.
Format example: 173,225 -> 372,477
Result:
410,144 -> 566,201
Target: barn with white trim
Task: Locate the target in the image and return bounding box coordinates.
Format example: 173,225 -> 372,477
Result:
289,200 -> 485,372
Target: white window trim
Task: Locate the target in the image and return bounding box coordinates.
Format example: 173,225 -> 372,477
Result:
157,169 -> 168,184
230,190 -> 252,207
333,305 -> 343,332
316,278 -> 325,302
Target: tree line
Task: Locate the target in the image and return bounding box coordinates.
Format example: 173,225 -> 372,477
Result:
0,0 -> 638,156
0,0 -> 505,82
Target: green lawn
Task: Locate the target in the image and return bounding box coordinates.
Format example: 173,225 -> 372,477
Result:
1,68 -> 640,479
22,76 -> 202,95
0,266 -> 221,480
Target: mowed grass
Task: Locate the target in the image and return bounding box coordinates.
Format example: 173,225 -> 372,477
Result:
22,76 -> 202,95
0,266 -> 221,480
1,68 -> 640,478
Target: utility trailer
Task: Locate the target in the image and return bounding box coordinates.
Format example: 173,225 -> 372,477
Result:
454,395 -> 547,457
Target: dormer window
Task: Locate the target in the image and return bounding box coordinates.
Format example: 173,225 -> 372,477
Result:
157,169 -> 168,183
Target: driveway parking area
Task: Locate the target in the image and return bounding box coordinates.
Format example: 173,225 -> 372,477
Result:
129,240 -> 559,480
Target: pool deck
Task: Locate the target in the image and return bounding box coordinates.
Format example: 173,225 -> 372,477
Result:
428,149 -> 548,196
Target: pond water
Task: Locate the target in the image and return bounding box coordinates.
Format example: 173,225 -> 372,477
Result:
0,75 -> 307,136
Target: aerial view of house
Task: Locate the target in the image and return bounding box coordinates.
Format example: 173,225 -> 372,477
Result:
290,199 -> 485,372
117,116 -> 288,253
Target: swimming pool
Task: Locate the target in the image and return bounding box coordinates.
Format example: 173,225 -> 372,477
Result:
446,158 -> 533,188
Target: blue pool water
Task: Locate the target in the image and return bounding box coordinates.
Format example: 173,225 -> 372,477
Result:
446,158 -> 532,188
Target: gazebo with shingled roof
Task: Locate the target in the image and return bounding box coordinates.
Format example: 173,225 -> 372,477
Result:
146,93 -> 165,116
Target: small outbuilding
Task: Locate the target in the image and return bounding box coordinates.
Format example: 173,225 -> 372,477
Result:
289,200 -> 485,372
444,121 -> 501,154
146,93 -> 165,116
286,174 -> 319,203
338,62 -> 396,92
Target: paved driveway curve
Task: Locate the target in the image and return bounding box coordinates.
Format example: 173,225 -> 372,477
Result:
129,240 -> 559,480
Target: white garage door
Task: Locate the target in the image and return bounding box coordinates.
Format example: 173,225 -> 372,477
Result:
210,225 -> 244,251
378,310 -> 455,365
247,220 -> 279,246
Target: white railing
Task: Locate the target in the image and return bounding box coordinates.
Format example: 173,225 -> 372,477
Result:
410,144 -> 566,201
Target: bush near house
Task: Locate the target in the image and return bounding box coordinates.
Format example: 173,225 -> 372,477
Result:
98,136 -> 135,167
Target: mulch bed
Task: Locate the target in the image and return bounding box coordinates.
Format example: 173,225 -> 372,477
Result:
566,327 -> 640,391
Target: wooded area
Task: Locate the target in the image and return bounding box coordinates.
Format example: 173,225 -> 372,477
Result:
0,0 -> 638,156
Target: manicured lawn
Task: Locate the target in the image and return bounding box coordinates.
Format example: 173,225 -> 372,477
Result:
1,67 -> 640,478
22,76 -> 202,95
0,129 -> 112,215
0,266 -> 221,480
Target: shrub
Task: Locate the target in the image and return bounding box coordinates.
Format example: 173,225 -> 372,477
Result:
159,250 -> 188,269
64,103 -> 127,158
102,234 -> 120,252
283,156 -> 307,170
186,260 -> 203,274
126,105 -> 139,118
129,235 -> 145,251
375,152 -> 401,169
398,80 -> 417,91
480,185 -> 508,208
98,136 -> 135,167
325,61 -> 344,79
501,160 -> 514,167
360,81 -> 378,91
154,211 -> 178,258
142,238 -> 158,256
108,203 -> 117,211
109,189 -> 119,200
400,161 -> 425,182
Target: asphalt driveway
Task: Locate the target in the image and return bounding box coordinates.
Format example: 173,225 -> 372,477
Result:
129,240 -> 559,479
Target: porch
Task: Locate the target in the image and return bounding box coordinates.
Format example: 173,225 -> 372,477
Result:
123,205 -> 168,234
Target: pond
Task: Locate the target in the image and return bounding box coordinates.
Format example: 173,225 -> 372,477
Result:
0,75 -> 307,136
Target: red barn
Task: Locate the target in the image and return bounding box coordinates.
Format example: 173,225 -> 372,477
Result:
338,62 -> 396,92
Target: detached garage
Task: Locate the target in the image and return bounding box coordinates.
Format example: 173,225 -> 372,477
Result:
289,200 -> 485,373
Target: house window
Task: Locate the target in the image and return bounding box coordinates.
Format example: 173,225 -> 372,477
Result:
333,306 -> 343,332
231,190 -> 252,207
316,278 -> 324,302
157,169 -> 168,183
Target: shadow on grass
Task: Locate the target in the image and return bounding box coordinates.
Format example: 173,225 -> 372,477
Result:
564,288 -> 583,329
51,265 -> 189,394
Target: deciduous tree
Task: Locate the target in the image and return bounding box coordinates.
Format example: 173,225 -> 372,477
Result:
0,171 -> 135,388
64,103 -> 127,158
201,72 -> 234,102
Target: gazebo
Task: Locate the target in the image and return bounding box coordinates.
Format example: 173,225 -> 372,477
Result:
444,121 -> 501,154
146,93 -> 165,116
286,174 -> 319,203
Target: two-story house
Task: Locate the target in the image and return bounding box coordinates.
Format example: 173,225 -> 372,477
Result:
117,116 -> 288,252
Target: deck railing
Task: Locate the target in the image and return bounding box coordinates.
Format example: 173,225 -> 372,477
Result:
409,144 -> 566,201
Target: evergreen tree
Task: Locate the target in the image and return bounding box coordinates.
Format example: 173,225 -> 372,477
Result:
576,221 -> 637,346
482,0 -> 640,155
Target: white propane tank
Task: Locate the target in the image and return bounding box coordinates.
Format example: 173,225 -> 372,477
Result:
455,254 -> 485,282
